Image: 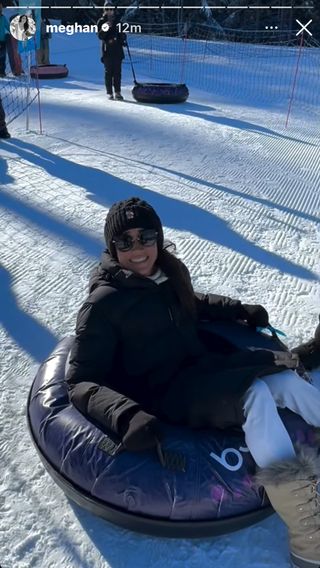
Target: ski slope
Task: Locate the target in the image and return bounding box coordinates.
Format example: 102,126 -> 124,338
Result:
0,27 -> 320,568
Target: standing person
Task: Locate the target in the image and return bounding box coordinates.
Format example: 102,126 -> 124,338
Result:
36,17 -> 51,66
66,197 -> 320,568
97,1 -> 126,100
0,94 -> 10,138
0,2 -> 10,77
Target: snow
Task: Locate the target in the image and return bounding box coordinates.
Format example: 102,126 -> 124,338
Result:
1,25 -> 320,568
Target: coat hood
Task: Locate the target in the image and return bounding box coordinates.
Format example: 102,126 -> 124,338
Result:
88,249 -> 154,294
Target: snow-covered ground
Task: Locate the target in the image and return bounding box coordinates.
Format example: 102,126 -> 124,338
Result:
1,27 -> 319,568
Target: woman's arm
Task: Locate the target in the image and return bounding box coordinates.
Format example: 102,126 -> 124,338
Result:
194,291 -> 245,321
194,291 -> 269,327
67,300 -> 139,435
97,16 -> 113,41
66,298 -> 160,449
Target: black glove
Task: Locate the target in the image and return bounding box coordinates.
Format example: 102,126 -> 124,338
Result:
122,410 -> 161,452
241,304 -> 269,328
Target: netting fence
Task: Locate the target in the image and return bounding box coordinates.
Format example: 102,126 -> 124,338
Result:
1,22 -> 319,131
125,24 -> 320,115
0,39 -> 39,128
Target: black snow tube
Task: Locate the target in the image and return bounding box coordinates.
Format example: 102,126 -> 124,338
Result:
132,82 -> 189,104
27,322 -> 318,538
30,64 -> 69,79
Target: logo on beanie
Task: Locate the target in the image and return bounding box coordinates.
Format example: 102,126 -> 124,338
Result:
126,209 -> 135,220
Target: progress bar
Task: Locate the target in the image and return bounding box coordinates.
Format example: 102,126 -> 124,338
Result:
10,5 -> 314,8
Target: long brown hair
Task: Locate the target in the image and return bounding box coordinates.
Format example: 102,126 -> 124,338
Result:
157,245 -> 197,320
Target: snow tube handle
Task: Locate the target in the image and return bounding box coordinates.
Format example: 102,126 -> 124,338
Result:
156,439 -> 186,472
257,325 -> 287,338
98,434 -> 123,456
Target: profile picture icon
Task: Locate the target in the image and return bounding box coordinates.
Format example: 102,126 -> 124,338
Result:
10,14 -> 36,41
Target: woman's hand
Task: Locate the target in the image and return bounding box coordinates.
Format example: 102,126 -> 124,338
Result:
122,410 -> 161,452
241,304 -> 269,328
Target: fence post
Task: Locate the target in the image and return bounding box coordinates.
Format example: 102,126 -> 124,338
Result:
285,31 -> 304,128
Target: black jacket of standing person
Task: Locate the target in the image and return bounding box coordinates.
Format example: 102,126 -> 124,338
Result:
97,10 -> 126,62
66,198 -> 304,452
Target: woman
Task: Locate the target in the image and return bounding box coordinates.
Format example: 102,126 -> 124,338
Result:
97,1 -> 126,100
18,15 -> 33,41
10,14 -> 35,42
67,197 -> 320,568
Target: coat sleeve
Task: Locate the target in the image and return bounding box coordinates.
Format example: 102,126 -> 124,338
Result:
66,299 -> 141,438
97,17 -> 112,41
97,17 -> 121,42
194,291 -> 246,322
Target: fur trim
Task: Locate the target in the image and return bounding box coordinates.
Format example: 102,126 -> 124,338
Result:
255,444 -> 320,487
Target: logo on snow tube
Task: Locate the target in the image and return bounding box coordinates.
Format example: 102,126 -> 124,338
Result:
210,445 -> 250,471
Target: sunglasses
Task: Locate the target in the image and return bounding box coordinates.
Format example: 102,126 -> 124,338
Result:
112,229 -> 158,252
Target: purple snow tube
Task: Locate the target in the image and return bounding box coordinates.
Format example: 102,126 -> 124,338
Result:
30,64 -> 69,80
27,323 -> 317,537
132,83 -> 189,104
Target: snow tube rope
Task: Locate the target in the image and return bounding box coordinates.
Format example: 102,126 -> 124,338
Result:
126,42 -> 189,104
30,64 -> 69,80
27,322 -> 318,538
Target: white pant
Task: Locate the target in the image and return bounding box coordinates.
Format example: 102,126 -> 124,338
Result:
242,370 -> 320,468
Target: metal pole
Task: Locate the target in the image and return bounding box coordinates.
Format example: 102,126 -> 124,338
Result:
285,31 -> 304,128
181,0 -> 184,33
26,49 -> 31,131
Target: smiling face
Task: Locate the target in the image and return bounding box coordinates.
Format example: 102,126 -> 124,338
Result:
115,228 -> 158,277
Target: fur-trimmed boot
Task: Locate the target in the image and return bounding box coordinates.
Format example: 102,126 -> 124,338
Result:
256,445 -> 320,568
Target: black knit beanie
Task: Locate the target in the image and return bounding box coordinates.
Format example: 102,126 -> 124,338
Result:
104,197 -> 164,259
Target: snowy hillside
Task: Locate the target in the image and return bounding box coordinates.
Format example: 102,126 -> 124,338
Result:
0,26 -> 319,568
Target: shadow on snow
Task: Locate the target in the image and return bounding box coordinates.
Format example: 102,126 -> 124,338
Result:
2,139 -> 317,282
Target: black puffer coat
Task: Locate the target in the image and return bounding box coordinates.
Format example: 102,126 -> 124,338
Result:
66,251 -> 297,438
97,14 -> 125,61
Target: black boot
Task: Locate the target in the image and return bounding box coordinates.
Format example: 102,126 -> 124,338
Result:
292,316 -> 320,370
0,128 -> 10,139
